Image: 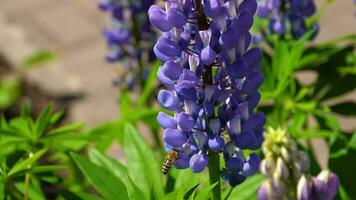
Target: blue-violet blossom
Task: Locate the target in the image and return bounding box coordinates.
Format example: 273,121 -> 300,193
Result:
256,0 -> 318,39
99,0 -> 156,89
150,0 -> 266,186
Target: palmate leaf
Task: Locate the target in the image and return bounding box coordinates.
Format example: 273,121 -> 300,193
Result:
123,124 -> 164,199
71,153 -> 129,200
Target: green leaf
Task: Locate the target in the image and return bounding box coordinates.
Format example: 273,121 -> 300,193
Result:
0,76 -> 21,109
50,110 -> 64,125
0,177 -> 4,200
47,123 -> 84,135
194,182 -> 218,200
71,153 -> 129,200
34,104 -> 53,137
20,50 -> 56,69
126,174 -> 148,200
339,184 -> 352,200
227,174 -> 264,200
8,149 -> 47,176
138,60 -> 161,106
88,148 -> 127,179
183,183 -> 200,200
123,124 -> 164,199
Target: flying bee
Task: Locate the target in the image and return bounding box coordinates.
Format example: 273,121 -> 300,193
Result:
162,148 -> 180,175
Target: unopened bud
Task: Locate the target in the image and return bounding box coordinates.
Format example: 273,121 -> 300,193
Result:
276,157 -> 289,179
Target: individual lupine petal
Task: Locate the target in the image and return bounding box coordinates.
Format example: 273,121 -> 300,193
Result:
256,4 -> 270,18
148,5 -> 172,32
227,116 -> 241,135
228,173 -> 247,187
177,112 -> 195,131
238,0 -> 258,15
157,112 -> 177,129
317,170 -> 340,200
224,1 -> 237,18
223,142 -> 235,159
157,90 -> 182,112
175,156 -> 190,169
311,177 -> 328,199
235,131 -> 257,149
242,72 -> 264,94
200,45 -> 217,65
208,136 -> 225,152
209,119 -> 221,134
269,18 -> 286,34
103,30 -> 131,44
199,30 -> 212,47
154,37 -> 181,61
175,152 -> 190,169
297,176 -> 311,200
226,157 -> 244,172
275,157 -> 289,179
233,11 -> 254,31
167,7 -> 187,28
257,182 -> 269,200
189,151 -> 208,173
157,67 -> 175,90
204,85 -> 217,102
244,112 -> 266,132
162,61 -> 183,80
189,55 -> 200,73
204,0 -> 223,18
176,69 -> 201,90
163,128 -> 187,147
243,47 -> 262,68
242,153 -> 260,176
246,92 -> 261,110
219,27 -> 237,49
193,132 -> 208,149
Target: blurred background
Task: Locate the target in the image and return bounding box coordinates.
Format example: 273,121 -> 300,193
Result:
0,0 -> 354,129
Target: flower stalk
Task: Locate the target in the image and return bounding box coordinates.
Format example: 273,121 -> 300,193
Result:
208,151 -> 221,200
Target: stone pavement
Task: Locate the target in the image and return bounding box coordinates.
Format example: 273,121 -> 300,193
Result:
0,0 -> 355,130
0,0 -> 118,127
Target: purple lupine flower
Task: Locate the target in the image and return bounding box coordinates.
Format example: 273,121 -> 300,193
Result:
99,0 -> 156,89
258,127 -> 310,199
256,0 -> 318,39
297,171 -> 340,200
151,0 -> 265,186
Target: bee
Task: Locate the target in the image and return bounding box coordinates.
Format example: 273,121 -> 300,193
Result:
162,148 -> 180,175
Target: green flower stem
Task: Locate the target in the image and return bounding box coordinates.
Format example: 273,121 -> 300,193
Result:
208,151 -> 221,200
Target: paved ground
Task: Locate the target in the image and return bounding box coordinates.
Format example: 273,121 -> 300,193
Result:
0,0 -> 354,130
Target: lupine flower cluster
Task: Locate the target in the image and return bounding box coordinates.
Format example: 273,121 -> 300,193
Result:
98,0 -> 156,89
256,0 -> 318,39
258,127 -> 339,200
298,170 -> 339,200
149,0 -> 266,186
258,127 -> 310,199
